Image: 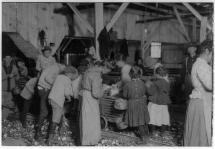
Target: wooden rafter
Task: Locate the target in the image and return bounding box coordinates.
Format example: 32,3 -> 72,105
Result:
161,3 -> 189,13
95,3 -> 103,60
136,14 -> 195,23
183,2 -> 212,30
192,18 -> 197,42
173,7 -> 190,42
133,3 -> 174,15
66,3 -> 94,33
200,17 -> 207,43
106,3 -> 129,32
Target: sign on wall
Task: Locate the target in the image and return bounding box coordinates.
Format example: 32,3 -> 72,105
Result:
151,42 -> 161,58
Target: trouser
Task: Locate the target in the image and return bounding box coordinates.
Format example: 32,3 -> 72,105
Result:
37,88 -> 51,124
20,99 -> 32,125
50,100 -> 64,124
11,93 -> 23,112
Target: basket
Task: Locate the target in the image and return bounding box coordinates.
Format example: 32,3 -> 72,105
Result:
116,121 -> 128,130
114,98 -> 127,110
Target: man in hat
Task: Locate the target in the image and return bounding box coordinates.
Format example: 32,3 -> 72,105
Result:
181,45 -> 197,103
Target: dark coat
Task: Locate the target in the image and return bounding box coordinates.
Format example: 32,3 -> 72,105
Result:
97,27 -> 110,59
119,39 -> 129,58
146,78 -> 171,105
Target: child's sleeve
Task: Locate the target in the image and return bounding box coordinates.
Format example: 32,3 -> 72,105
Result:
64,81 -> 74,99
91,76 -> 103,99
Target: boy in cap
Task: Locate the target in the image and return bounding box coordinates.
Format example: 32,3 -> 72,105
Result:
35,63 -> 65,140
36,46 -> 56,73
47,66 -> 78,144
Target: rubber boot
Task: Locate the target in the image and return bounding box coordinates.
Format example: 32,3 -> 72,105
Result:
47,122 -> 58,145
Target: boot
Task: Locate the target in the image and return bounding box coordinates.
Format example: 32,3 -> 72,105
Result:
47,122 -> 58,145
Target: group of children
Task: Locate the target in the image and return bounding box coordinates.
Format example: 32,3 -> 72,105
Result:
116,55 -> 171,142
2,46 -> 81,145
3,45 -> 172,145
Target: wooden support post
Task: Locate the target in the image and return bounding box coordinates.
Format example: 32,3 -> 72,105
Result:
183,2 -> 212,30
67,3 -> 94,33
95,3 -> 103,60
106,3 -> 129,32
192,17 -> 197,42
200,17 -> 207,43
173,7 -> 190,42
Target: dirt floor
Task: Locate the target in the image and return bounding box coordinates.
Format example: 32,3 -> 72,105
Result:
2,91 -> 186,146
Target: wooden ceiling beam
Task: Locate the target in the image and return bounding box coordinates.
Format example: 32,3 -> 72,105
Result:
174,7 -> 190,42
183,2 -> 212,30
106,3 -> 129,31
133,3 -> 174,15
136,14 -> 195,23
160,3 -> 189,12
66,3 -> 94,33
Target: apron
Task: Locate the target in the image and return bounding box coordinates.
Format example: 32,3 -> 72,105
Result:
202,91 -> 212,145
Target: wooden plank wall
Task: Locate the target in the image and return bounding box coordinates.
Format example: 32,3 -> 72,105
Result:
3,2 -> 191,57
2,2 -> 69,54
74,7 -> 189,44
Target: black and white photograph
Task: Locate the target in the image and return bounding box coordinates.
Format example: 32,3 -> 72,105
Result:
1,0 -> 214,146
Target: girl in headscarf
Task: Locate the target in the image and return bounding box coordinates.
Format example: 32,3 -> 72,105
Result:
146,64 -> 171,137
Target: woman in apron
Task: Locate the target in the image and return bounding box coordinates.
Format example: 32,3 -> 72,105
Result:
184,40 -> 213,146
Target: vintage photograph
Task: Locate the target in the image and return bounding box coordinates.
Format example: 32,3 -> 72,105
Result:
1,1 -> 213,146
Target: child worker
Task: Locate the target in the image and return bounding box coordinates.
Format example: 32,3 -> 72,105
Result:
36,46 -> 56,74
146,63 -> 171,138
47,66 -> 79,145
122,66 -> 150,143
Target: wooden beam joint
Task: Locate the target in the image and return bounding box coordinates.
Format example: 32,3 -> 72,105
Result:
66,3 -> 94,33
106,3 -> 129,32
